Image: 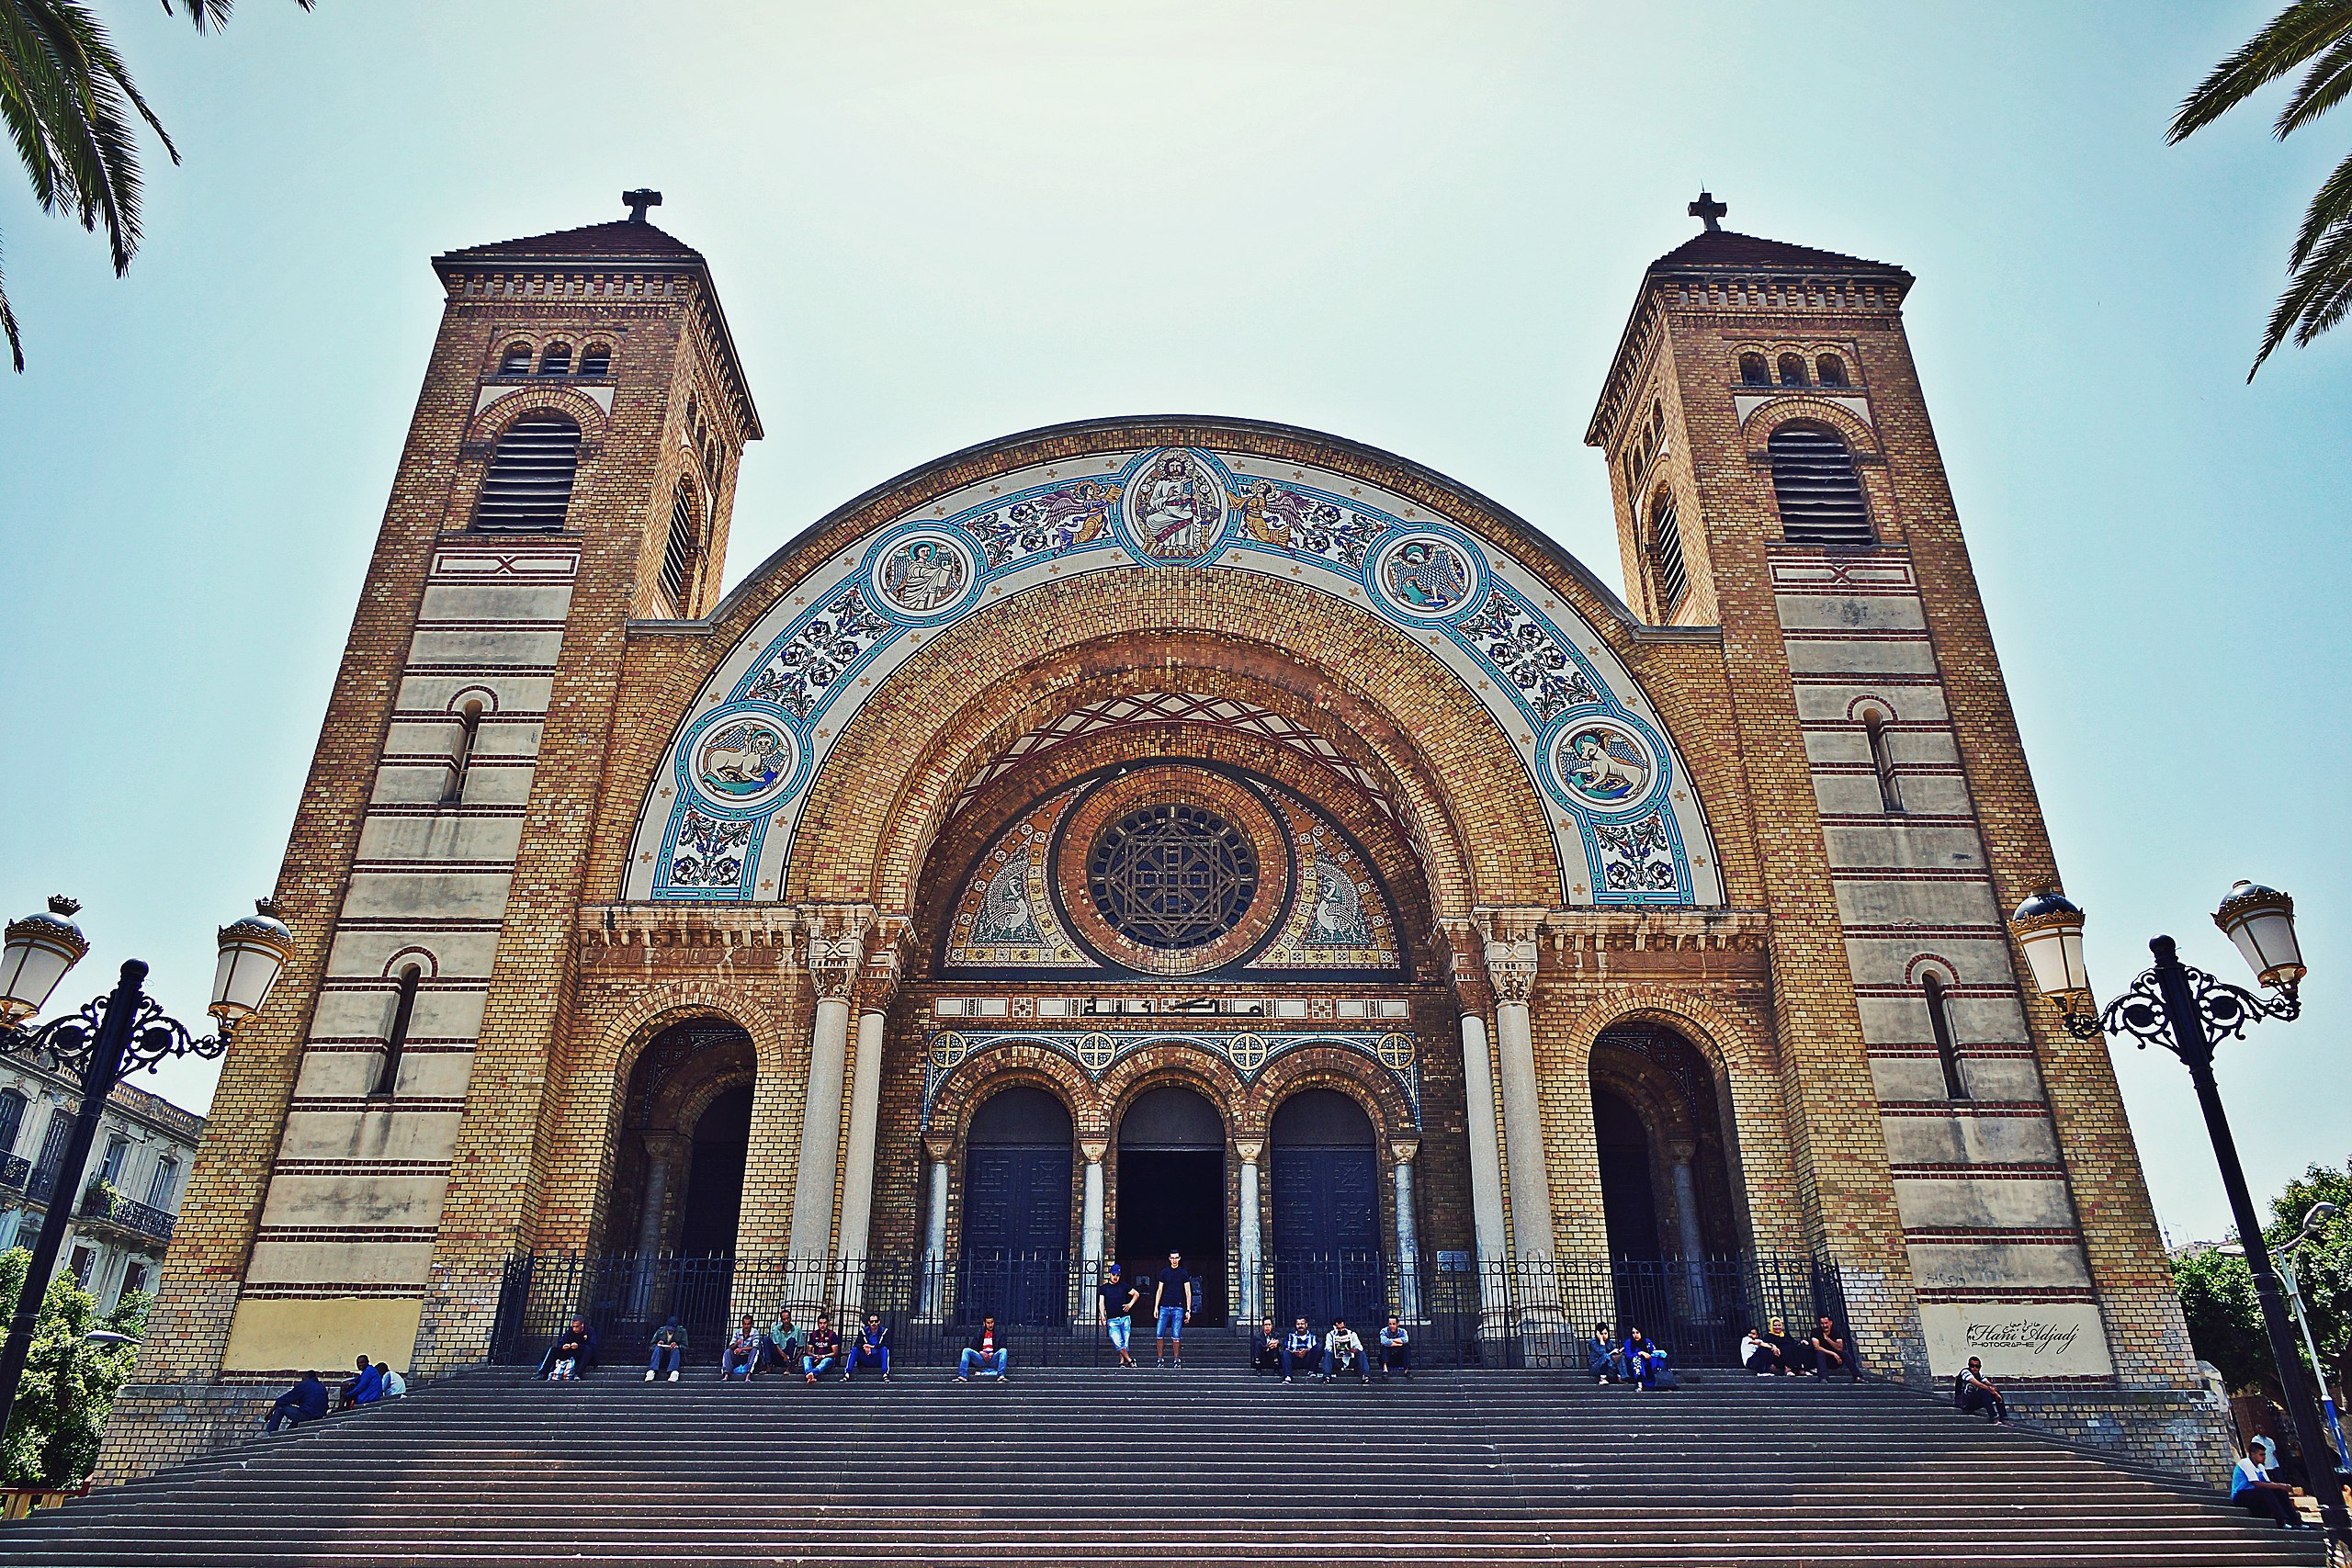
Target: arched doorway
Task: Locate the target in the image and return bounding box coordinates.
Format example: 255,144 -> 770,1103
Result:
607,1021 -> 755,1258
1117,1085 -> 1227,1326
676,1083 -> 752,1258
960,1086 -> 1073,1325
1269,1088 -> 1385,1329
1593,1088 -> 1662,1261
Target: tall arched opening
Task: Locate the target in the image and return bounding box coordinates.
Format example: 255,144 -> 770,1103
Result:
1116,1084 -> 1227,1326
1589,1024 -> 1741,1261
959,1086 -> 1074,1325
1269,1087 -> 1384,1328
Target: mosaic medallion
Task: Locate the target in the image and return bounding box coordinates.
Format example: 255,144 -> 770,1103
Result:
1371,529 -> 1483,620
1122,449 -> 1228,562
869,529 -> 980,620
1550,718 -> 1656,809
691,715 -> 797,807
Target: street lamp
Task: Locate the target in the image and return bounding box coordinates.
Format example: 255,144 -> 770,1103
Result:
2281,1203 -> 2348,1469
0,896 -> 290,1448
2009,881 -> 2347,1546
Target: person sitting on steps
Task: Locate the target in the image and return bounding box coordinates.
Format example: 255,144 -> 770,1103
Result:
2231,1442 -> 2303,1529
1766,1316 -> 1810,1376
1953,1356 -> 2006,1424
1282,1317 -> 1319,1383
1251,1315 -> 1284,1376
1100,1262 -> 1140,1370
1322,1318 -> 1368,1383
1622,1327 -> 1672,1390
376,1362 -> 406,1398
347,1358 -> 388,1403
802,1314 -> 842,1382
845,1314 -> 890,1382
1587,1322 -> 1621,1384
1740,1325 -> 1784,1376
264,1371 -> 329,1433
764,1311 -> 803,1374
535,1320 -> 595,1380
645,1317 -> 685,1382
1809,1315 -> 1852,1379
1154,1250 -> 1194,1368
1378,1314 -> 1412,1377
957,1314 -> 1009,1382
547,1321 -> 590,1382
721,1315 -> 762,1381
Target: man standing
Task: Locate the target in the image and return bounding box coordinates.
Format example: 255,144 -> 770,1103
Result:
1100,1261 -> 1141,1369
1153,1249 -> 1193,1368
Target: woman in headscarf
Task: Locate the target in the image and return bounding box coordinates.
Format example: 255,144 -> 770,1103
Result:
1621,1326 -> 1671,1390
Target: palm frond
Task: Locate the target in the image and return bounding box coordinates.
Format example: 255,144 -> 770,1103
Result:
2277,29 -> 2352,135
0,228 -> 21,373
2252,215 -> 2352,376
2168,0 -> 2352,143
160,0 -> 315,34
2288,146 -> 2352,267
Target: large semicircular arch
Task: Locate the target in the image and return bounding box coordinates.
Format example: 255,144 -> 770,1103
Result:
623,417 -> 1723,908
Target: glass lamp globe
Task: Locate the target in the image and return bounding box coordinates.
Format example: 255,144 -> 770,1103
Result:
0,897 -> 90,1026
2212,881 -> 2303,992
2008,889 -> 2090,1006
210,900 -> 294,1027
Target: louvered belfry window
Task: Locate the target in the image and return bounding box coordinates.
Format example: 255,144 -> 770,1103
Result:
1650,494 -> 1690,615
659,484 -> 700,611
472,412 -> 582,532
1769,422 -> 1874,546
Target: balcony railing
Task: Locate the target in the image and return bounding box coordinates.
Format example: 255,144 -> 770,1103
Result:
75,1188 -> 175,1245
0,1156 -> 27,1192
489,1249 -> 1854,1376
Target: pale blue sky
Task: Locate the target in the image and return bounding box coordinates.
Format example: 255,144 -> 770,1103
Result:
0,3 -> 2343,1244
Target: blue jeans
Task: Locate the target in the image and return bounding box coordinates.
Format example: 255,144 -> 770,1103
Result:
722,1348 -> 756,1378
800,1354 -> 836,1378
959,1348 -> 1008,1379
649,1346 -> 681,1375
1106,1316 -> 1131,1352
1322,1347 -> 1364,1380
1156,1305 -> 1186,1341
847,1346 -> 888,1378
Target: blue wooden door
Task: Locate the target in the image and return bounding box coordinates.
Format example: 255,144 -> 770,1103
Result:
960,1143 -> 1071,1325
1271,1143 -> 1384,1328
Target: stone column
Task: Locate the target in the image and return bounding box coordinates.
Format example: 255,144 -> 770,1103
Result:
1390,1137 -> 1422,1321
832,925 -> 903,1309
786,912 -> 870,1269
1668,1142 -> 1713,1319
1483,926 -> 1554,1260
1080,1140 -> 1108,1316
1235,1138 -> 1264,1327
918,1133 -> 953,1318
1454,1010 -> 1510,1267
633,1133 -> 691,1258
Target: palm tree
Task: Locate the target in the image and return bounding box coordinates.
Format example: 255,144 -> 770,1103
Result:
2169,0 -> 2352,379
0,0 -> 304,373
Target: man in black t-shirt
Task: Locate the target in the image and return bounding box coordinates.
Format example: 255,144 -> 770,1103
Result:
1099,1261 -> 1140,1368
1251,1315 -> 1283,1375
1154,1250 -> 1193,1368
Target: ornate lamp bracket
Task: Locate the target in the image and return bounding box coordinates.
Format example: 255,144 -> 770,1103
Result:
2061,966 -> 2300,1054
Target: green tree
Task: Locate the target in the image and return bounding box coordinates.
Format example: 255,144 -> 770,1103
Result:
2169,0 -> 2352,378
0,1249 -> 148,1486
2177,1243 -> 2274,1393
2172,1159 -> 2351,1400
0,0 -> 308,373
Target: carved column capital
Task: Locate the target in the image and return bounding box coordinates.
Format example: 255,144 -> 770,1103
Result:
922,1132 -> 956,1164
1474,907 -> 1544,1006
1389,1136 -> 1421,1166
856,917 -> 912,1013
1232,1138 -> 1265,1164
801,904 -> 876,1003
1079,1140 -> 1110,1165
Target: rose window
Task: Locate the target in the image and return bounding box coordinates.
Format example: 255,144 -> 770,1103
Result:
1084,803 -> 1259,951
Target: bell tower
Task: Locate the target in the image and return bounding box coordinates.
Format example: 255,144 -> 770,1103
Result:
115,196 -> 761,1454
1584,198 -> 2206,1425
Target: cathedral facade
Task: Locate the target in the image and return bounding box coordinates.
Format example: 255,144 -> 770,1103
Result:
104,201 -> 2221,1480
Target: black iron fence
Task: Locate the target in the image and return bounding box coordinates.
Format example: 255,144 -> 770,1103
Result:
490,1250 -> 1851,1377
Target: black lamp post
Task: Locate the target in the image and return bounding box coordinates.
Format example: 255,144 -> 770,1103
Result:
0,896 -> 289,1450
2010,881 -> 2348,1546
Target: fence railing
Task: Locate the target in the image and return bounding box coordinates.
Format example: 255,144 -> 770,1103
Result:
76,1189 -> 175,1244
489,1250 -> 1852,1377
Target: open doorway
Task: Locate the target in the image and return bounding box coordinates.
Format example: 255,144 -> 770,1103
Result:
1116,1085 -> 1227,1326
676,1083 -> 752,1258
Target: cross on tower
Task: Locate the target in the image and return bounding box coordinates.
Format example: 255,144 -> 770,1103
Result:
1688,190 -> 1727,232
623,187 -> 663,223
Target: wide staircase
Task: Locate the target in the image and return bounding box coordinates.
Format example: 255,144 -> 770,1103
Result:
0,1366 -> 2323,1567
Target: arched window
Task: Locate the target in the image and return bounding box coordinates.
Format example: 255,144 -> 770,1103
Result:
1815,354 -> 1849,388
580,342 -> 613,376
1777,353 -> 1808,387
497,342 -> 532,376
0,1089 -> 26,1156
1768,421 -> 1874,546
659,484 -> 701,614
373,964 -> 421,1098
1739,353 -> 1770,386
471,412 -> 582,532
443,700 -> 483,804
1863,708 -> 1903,813
537,341 -> 572,376
1923,972 -> 1967,1099
1650,492 -> 1690,616
143,1156 -> 179,1210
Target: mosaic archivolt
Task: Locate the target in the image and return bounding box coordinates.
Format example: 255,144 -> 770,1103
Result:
624,446 -> 1724,908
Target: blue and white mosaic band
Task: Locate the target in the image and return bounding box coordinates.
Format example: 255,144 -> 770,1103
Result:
626,447 -> 1724,907
921,1028 -> 1421,1130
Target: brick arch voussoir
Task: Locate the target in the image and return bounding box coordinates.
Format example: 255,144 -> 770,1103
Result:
787,580 -> 1549,918
1747,397 -> 1882,461
1247,1049 -> 1415,1149
463,384 -> 611,449
1552,987 -> 1776,1083
928,1045 -> 1102,1145
1097,1047 -> 1249,1145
